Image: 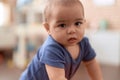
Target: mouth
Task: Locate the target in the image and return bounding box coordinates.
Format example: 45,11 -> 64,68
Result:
68,37 -> 77,43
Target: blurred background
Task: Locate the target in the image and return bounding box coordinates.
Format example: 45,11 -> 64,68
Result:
0,0 -> 120,80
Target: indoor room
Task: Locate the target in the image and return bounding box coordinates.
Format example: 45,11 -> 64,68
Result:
0,0 -> 120,80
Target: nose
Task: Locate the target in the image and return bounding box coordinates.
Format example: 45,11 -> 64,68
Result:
67,25 -> 76,34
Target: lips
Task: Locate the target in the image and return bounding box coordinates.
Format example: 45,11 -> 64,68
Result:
68,37 -> 77,43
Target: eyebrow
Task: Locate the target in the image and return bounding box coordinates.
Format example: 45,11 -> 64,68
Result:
75,18 -> 84,21
56,18 -> 84,23
56,20 -> 66,23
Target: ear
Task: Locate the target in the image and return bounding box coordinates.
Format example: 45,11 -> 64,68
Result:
83,19 -> 88,28
43,22 -> 50,34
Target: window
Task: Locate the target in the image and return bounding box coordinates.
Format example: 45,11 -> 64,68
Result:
0,2 -> 10,27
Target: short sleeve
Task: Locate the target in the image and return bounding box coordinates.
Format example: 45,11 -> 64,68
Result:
82,37 -> 96,61
40,44 -> 65,68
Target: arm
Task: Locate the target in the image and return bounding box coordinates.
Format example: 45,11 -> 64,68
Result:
83,58 -> 103,80
45,64 -> 67,80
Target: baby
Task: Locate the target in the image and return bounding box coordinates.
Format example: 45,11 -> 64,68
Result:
20,0 -> 103,80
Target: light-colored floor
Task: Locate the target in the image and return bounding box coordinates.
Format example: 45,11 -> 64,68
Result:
0,64 -> 22,80
0,63 -> 120,80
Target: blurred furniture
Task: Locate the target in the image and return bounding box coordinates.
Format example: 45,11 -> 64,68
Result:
13,26 -> 48,69
0,27 -> 16,65
0,26 -> 48,69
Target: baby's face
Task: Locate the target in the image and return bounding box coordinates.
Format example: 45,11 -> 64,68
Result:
45,4 -> 86,47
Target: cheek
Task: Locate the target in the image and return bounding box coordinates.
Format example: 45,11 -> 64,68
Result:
48,27 -> 55,34
54,33 -> 66,41
78,28 -> 85,38
82,29 -> 85,35
79,27 -> 85,33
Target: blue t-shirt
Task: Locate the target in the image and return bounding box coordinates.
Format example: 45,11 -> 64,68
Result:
20,35 -> 96,80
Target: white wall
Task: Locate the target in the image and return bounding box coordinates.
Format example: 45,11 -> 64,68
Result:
86,30 -> 120,66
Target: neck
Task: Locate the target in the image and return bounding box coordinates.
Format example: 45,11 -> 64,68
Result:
65,44 -> 80,60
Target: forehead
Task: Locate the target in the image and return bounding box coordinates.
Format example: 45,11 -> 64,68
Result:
49,4 -> 84,21
44,1 -> 84,21
49,1 -> 84,13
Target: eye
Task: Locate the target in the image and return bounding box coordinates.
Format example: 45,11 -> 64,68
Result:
58,24 -> 66,28
75,22 -> 82,27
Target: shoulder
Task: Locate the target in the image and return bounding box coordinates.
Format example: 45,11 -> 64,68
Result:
80,37 -> 96,61
40,36 -> 65,68
42,35 -> 64,51
80,37 -> 95,55
40,35 -> 65,59
81,37 -> 89,42
80,37 -> 90,47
